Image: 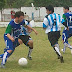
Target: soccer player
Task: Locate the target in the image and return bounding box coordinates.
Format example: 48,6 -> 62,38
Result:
0,11 -> 37,68
43,5 -> 68,63
18,20 -> 38,60
61,6 -> 72,53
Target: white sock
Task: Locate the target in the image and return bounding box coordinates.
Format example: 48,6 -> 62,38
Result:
63,43 -> 67,52
55,44 -> 60,51
68,44 -> 72,49
63,43 -> 72,50
54,47 -> 61,56
28,48 -> 33,57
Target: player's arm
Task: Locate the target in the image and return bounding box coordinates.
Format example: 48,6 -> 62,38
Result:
62,14 -> 68,27
61,15 -> 69,30
23,20 -> 38,35
25,25 -> 38,35
63,14 -> 66,21
43,18 -> 48,29
26,20 -> 33,33
5,24 -> 15,42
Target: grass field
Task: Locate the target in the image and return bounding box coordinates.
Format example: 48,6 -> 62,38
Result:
0,27 -> 72,72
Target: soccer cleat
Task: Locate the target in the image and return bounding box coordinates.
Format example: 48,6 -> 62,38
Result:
57,56 -> 60,59
0,64 -> 6,68
27,55 -> 32,60
59,56 -> 64,63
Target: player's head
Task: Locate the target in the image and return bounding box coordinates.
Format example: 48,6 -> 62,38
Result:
63,6 -> 69,13
14,11 -> 24,23
45,5 -> 54,14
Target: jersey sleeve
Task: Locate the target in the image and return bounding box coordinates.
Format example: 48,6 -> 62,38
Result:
62,14 -> 66,21
5,24 -> 12,34
22,19 -> 28,27
43,18 -> 48,28
60,15 -> 68,27
60,15 -> 65,24
25,20 -> 29,25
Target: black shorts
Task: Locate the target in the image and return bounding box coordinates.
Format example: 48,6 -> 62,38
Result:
48,31 -> 61,46
18,35 -> 32,46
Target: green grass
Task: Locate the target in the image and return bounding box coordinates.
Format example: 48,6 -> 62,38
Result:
0,27 -> 72,72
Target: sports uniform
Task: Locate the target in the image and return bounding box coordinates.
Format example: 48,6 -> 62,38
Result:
0,19 -> 26,66
18,20 -> 33,60
62,12 -> 72,53
43,13 -> 68,63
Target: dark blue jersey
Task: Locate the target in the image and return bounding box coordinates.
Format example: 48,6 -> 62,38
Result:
63,12 -> 72,26
5,19 -> 25,39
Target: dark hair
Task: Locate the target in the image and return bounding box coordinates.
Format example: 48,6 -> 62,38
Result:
26,20 -> 30,23
45,5 -> 54,13
63,6 -> 69,10
14,11 -> 24,18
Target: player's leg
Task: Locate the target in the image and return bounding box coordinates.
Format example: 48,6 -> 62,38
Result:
0,35 -> 15,68
27,40 -> 33,60
0,47 -> 15,60
62,31 -> 72,53
18,38 -> 23,45
62,32 -> 68,53
0,50 -> 13,68
48,32 -> 61,57
0,54 -> 4,59
18,35 -> 33,60
48,31 -> 64,63
53,44 -> 64,63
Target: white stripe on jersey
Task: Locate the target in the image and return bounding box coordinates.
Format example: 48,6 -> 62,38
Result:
20,20 -> 32,35
43,13 -> 64,33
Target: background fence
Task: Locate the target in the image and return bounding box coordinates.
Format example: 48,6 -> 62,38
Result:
0,7 -> 72,22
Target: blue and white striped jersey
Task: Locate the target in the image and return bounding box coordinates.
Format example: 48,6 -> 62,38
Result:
20,20 -> 32,35
43,13 -> 65,33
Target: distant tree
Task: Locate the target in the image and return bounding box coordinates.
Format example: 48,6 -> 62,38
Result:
0,0 -> 5,10
5,0 -> 17,8
5,0 -> 34,8
34,0 -> 72,7
4,0 -> 72,8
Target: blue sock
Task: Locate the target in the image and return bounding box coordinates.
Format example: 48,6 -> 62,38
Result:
1,52 -> 10,65
0,51 -> 13,59
0,54 -> 4,59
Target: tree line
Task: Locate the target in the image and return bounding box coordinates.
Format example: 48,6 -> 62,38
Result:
0,0 -> 72,10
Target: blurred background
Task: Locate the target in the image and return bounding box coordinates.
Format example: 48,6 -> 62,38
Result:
0,0 -> 72,22
0,0 -> 72,27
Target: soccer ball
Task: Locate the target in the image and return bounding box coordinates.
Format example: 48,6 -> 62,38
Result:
18,58 -> 28,66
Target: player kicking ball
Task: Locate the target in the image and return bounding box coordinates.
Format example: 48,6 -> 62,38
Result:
18,20 -> 38,60
0,11 -> 37,68
43,5 -> 69,63
61,6 -> 72,54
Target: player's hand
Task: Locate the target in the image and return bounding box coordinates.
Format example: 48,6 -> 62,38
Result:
67,27 -> 69,31
7,34 -> 15,42
18,39 -> 23,44
11,37 -> 15,42
34,29 -> 38,35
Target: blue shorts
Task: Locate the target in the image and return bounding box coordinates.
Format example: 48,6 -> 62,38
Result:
4,34 -> 20,51
62,29 -> 72,43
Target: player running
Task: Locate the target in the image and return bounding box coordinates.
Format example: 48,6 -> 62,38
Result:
18,20 -> 38,60
43,5 -> 68,63
61,6 -> 72,54
0,11 -> 37,68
